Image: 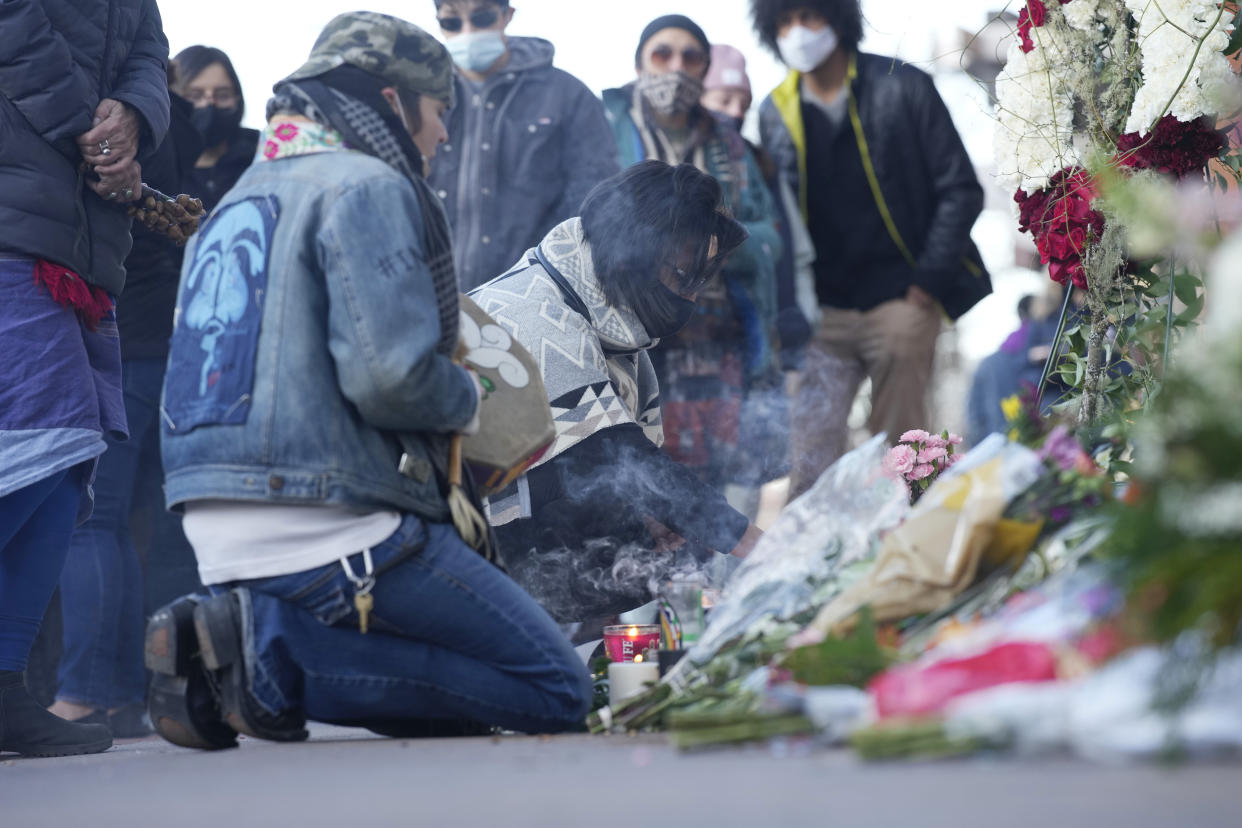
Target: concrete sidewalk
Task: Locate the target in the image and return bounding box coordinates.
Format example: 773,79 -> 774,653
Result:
3,725 -> 1239,828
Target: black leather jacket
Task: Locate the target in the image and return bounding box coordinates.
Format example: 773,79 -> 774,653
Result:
759,52 -> 990,319
0,0 -> 170,294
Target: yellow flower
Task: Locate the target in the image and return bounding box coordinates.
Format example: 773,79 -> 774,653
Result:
1001,395 -> 1022,423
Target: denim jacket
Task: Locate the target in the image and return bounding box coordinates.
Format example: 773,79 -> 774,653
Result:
161,149 -> 477,522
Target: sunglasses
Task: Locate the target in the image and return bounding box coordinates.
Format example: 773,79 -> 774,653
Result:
665,262 -> 712,296
648,45 -> 709,71
437,8 -> 501,32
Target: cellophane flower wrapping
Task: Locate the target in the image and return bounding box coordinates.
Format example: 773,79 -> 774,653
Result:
664,435 -> 909,688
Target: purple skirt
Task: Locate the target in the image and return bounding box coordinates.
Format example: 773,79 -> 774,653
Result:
0,255 -> 128,519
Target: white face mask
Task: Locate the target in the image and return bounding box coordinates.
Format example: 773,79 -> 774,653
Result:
446,30 -> 507,73
777,25 -> 839,73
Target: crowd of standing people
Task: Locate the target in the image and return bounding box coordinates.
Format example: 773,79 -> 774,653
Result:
0,0 -> 988,758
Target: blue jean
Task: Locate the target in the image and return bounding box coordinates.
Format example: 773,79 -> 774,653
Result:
57,358 -> 167,709
234,515 -> 592,734
0,469 -> 81,672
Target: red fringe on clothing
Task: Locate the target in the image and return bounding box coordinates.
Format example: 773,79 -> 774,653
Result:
33,260 -> 114,331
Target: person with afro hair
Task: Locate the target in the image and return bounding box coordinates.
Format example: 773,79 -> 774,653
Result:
752,0 -> 992,497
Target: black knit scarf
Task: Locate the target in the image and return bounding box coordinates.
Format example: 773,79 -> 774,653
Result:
268,66 -> 459,355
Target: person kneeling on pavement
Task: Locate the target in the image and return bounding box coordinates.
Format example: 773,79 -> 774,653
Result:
147,12 -> 591,750
472,161 -> 764,627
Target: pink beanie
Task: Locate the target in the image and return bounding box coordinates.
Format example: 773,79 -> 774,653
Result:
703,44 -> 751,96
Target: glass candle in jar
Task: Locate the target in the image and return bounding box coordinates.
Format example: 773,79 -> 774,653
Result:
602,624 -> 660,663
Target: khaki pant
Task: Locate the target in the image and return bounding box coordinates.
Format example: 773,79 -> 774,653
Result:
789,297 -> 941,498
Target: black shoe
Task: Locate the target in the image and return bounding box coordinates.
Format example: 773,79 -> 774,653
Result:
0,672 -> 112,758
144,596 -> 237,751
193,591 -> 308,744
106,703 -> 153,739
61,705 -> 150,739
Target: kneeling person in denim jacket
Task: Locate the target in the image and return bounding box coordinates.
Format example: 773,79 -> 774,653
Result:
148,12 -> 591,749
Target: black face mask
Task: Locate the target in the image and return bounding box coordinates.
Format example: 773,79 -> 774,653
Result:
637,283 -> 697,340
190,105 -> 242,147
716,114 -> 744,135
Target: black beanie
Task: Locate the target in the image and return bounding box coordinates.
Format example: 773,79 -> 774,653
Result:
634,14 -> 711,68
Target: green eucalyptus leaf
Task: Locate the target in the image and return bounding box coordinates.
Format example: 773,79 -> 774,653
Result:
1146,277 -> 1172,300
1173,272 -> 1201,306
1178,294 -> 1206,324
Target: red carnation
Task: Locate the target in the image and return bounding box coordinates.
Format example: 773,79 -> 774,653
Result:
1017,1 -> 1047,53
1016,167 -> 1104,290
1015,187 -> 1051,235
1116,115 -> 1226,179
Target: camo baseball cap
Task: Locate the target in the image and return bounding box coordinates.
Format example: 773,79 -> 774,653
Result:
284,11 -> 456,108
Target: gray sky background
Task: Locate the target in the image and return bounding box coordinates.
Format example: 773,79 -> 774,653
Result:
159,0 -> 1006,129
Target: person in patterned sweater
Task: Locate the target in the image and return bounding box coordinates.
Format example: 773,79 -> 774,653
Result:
473,161 -> 763,625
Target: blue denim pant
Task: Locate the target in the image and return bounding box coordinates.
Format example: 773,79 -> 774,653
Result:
234,515 -> 592,734
57,358 -> 166,709
0,469 -> 80,672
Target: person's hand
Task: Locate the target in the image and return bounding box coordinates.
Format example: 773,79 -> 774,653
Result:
78,99 -> 141,169
906,284 -> 937,310
642,516 -> 687,556
87,158 -> 142,203
729,524 -> 763,559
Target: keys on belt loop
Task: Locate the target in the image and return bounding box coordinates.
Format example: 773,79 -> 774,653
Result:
341,548 -> 376,634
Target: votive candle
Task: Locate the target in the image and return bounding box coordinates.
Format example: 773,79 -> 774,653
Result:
608,657 -> 660,707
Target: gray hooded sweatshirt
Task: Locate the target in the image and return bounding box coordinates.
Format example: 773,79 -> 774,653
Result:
430,37 -> 620,291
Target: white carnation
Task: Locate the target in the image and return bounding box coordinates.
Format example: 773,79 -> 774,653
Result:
994,38 -> 1079,194
1063,0 -> 1101,32
1123,0 -> 1236,134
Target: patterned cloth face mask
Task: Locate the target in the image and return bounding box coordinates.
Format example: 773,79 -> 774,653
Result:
637,71 -> 705,118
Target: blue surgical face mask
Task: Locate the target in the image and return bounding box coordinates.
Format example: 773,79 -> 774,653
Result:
446,30 -> 507,73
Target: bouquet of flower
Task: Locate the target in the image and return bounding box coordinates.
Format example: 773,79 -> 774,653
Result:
992,0 -> 1239,424
883,429 -> 964,504
1005,425 -> 1111,532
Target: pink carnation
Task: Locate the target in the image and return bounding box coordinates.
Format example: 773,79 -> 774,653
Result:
917,445 -> 948,464
924,434 -> 948,450
884,444 -> 918,478
947,433 -> 964,446
899,429 -> 932,444
909,463 -> 936,481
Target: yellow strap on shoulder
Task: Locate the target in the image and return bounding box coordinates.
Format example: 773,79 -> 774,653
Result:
846,55 -> 984,283
772,70 -> 808,220
846,53 -> 917,270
